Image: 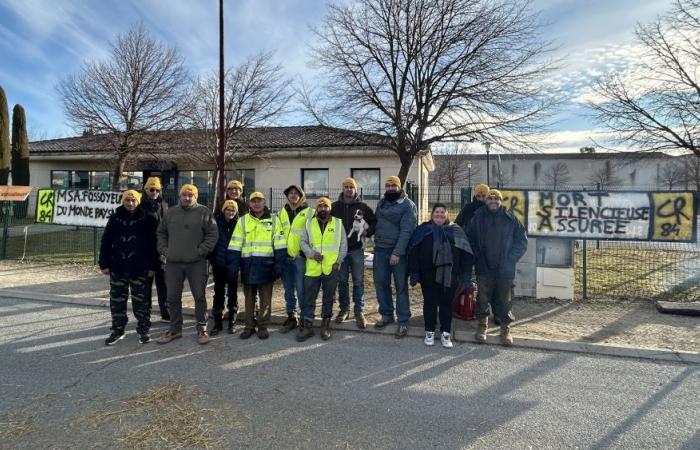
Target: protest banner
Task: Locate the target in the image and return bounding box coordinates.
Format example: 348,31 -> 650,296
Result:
500,189 -> 697,242
35,189 -> 122,227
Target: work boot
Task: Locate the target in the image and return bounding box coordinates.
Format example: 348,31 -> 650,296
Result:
296,319 -> 314,342
374,317 -> 395,330
198,330 -> 210,345
239,328 -> 256,340
228,310 -> 238,334
321,317 -> 332,340
280,313 -> 297,334
156,330 -> 182,345
500,325 -> 513,347
475,318 -> 488,344
335,310 -> 349,324
394,324 -> 408,339
355,312 -> 367,329
210,314 -> 223,336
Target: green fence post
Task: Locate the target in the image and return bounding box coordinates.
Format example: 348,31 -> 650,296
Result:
93,227 -> 98,266
1,201 -> 10,260
582,239 -> 587,300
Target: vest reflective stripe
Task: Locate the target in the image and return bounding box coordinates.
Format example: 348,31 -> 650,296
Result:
231,213 -> 284,259
286,207 -> 310,257
305,216 -> 343,276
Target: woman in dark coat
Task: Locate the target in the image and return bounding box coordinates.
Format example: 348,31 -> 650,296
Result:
99,190 -> 159,346
209,199 -> 240,335
408,203 -> 474,349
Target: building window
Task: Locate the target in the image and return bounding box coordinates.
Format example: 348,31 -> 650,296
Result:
225,169 -> 255,194
90,172 -> 111,190
51,170 -> 70,188
351,168 -> 380,199
302,169 -> 329,197
118,171 -> 143,190
72,171 -> 90,189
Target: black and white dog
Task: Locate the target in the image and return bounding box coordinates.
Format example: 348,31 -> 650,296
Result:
347,209 -> 370,243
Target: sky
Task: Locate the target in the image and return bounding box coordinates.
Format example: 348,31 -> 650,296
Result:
0,0 -> 674,152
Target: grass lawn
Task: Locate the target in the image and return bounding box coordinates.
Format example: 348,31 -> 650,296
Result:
575,247 -> 700,301
2,228 -> 97,264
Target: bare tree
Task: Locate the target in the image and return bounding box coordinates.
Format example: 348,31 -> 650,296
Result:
658,161 -> 686,189
588,0 -> 700,157
588,160 -> 622,189
542,162 -> 572,190
306,0 -> 556,184
682,155 -> 700,190
432,144 -> 481,206
57,23 -> 191,189
188,51 -> 292,206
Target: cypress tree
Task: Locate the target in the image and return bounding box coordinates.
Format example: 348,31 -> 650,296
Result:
0,86 -> 9,185
11,104 -> 30,186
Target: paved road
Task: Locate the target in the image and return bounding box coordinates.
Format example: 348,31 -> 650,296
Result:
0,296 -> 698,449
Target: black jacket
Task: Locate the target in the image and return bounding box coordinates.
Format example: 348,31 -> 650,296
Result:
209,209 -> 238,268
139,194 -> 168,226
467,206 -> 528,278
408,222 -> 474,289
455,198 -> 485,232
99,206 -> 159,276
331,193 -> 377,251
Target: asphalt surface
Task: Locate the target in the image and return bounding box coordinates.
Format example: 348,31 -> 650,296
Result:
1,296 -> 699,449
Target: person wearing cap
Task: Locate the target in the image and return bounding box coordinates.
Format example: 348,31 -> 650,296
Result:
467,189 -> 528,347
455,183 -> 489,232
100,190 -> 159,346
373,175 -> 417,338
278,185 -> 310,333
331,177 -> 376,328
155,184 -> 218,345
225,180 -> 248,215
208,200 -> 240,335
226,191 -> 287,340
140,176 -> 170,322
296,197 -> 347,341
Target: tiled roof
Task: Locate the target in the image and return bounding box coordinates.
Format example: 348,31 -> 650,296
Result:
29,125 -> 391,154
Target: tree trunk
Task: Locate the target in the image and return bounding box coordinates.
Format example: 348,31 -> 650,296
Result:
397,155 -> 414,187
111,153 -> 127,191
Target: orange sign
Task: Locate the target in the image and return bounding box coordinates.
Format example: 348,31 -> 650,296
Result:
0,185 -> 33,201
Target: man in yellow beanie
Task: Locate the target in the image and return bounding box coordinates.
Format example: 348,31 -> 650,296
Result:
140,176 -> 170,322
156,183 -> 218,345
467,188 -> 527,347
331,176 -> 376,328
100,189 -> 159,345
225,180 -> 248,215
296,197 -> 347,341
373,175 -> 417,338
456,183 -> 489,232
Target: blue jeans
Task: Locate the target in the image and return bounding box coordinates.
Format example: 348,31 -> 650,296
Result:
338,248 -> 365,313
372,247 -> 411,325
303,270 -> 339,321
281,256 -> 306,314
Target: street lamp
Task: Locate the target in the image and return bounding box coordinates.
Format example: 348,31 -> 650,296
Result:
483,142 -> 491,186
467,162 -> 472,188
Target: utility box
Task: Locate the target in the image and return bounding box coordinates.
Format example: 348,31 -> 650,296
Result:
514,238 -> 537,297
535,238 -> 575,300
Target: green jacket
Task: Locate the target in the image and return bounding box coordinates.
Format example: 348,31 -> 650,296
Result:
157,203 -> 218,263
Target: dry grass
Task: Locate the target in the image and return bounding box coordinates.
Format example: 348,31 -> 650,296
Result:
73,383 -> 232,449
0,412 -> 34,439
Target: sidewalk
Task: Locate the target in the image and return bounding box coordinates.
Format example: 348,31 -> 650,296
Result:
1,260 -> 698,363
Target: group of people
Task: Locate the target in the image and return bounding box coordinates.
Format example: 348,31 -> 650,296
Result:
98,174 -> 527,349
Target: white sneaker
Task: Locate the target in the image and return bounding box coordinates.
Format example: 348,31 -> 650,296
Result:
424,331 -> 435,346
441,332 -> 453,349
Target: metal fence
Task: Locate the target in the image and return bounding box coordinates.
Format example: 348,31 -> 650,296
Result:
2,186 -> 699,302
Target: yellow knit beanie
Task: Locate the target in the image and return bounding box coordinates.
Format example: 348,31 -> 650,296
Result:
475,184 -> 490,196
179,184 -> 198,199
488,189 -> 503,200
144,177 -> 162,191
316,197 -> 332,208
221,199 -> 238,213
226,180 -> 243,190
121,190 -> 142,205
385,176 -> 401,188
342,177 -> 357,189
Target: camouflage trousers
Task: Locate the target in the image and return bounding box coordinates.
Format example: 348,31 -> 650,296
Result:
109,272 -> 152,335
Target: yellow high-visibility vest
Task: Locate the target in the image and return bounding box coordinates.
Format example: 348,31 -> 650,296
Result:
285,207 -> 311,257
305,216 -> 343,276
228,212 -> 286,257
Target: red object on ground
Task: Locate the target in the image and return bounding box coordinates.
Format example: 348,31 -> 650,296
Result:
453,285 -> 476,320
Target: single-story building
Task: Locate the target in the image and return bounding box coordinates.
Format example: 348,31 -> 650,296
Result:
27,125 -> 435,216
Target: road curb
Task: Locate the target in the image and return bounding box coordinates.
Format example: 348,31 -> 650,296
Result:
1,288 -> 698,365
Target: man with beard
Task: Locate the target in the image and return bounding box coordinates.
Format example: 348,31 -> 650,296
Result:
455,183 -> 489,232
